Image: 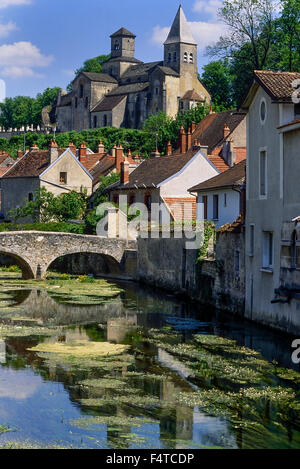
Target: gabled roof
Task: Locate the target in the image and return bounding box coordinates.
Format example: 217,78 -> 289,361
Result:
120,62 -> 162,83
182,89 -> 204,101
110,147 -> 199,190
90,155 -> 117,185
108,82 -> 149,96
3,150 -> 52,178
189,160 -> 246,192
241,70 -> 300,109
155,66 -> 180,77
0,153 -> 14,165
164,6 -> 197,46
91,95 -> 126,112
192,110 -> 246,154
111,27 -> 136,38
77,72 -> 118,84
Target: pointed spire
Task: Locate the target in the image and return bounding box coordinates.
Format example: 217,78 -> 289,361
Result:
164,5 -> 197,46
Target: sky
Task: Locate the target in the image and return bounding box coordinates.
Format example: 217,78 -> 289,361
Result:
0,0 -> 227,98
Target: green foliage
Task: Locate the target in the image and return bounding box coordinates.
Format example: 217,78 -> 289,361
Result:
8,187 -> 87,224
0,87 -> 60,130
0,222 -> 84,234
201,60 -> 235,110
196,221 -> 216,263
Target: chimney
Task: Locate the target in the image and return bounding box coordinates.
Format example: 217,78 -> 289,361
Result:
111,144 -> 117,158
79,142 -> 87,163
115,145 -> 124,172
49,140 -> 59,164
187,128 -> 192,151
121,159 -> 130,184
166,141 -> 172,156
30,144 -> 39,152
224,124 -> 230,139
179,126 -> 187,154
191,122 -> 196,133
209,105 -> 214,114
98,140 -> 105,154
17,147 -> 23,159
228,138 -> 236,167
68,142 -> 77,156
127,148 -> 132,160
198,141 -> 208,156
150,148 -> 161,158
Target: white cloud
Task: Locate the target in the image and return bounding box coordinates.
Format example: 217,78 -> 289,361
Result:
0,21 -> 17,37
0,41 -> 53,78
0,0 -> 32,8
151,21 -> 227,51
193,0 -> 223,20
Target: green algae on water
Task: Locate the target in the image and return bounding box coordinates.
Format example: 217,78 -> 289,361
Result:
70,415 -> 158,430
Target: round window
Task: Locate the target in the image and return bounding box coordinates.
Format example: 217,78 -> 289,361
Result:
260,100 -> 266,123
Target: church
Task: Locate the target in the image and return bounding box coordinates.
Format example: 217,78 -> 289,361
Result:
56,6 -> 211,132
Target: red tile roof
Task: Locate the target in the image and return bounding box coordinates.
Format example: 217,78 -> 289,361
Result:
3,150 -> 51,178
163,197 -> 197,221
189,160 -> 246,192
254,70 -> 300,102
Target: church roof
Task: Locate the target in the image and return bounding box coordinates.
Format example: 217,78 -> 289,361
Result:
79,72 -> 118,84
164,6 -> 197,46
91,95 -> 126,112
121,62 -> 162,83
182,89 -> 205,101
111,27 -> 136,38
155,66 -> 180,77
108,82 -> 149,96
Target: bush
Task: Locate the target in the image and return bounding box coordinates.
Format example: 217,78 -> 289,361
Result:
0,222 -> 84,234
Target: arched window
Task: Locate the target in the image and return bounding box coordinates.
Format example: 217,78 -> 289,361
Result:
173,52 -> 177,62
75,97 -> 78,108
189,53 -> 194,63
114,41 -> 120,51
93,115 -> 98,128
291,230 -> 298,269
85,97 -> 89,108
80,84 -> 84,98
168,52 -> 172,63
183,52 -> 188,63
103,114 -> 107,127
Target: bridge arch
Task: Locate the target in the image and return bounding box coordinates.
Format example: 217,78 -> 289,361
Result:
0,251 -> 35,280
46,251 -> 123,278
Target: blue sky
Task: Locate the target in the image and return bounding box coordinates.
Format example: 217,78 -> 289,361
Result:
0,0 -> 226,98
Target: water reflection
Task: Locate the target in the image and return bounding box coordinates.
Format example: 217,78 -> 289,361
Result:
0,280 -> 299,449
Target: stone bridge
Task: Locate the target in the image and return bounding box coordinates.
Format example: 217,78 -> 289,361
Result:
0,231 -> 137,279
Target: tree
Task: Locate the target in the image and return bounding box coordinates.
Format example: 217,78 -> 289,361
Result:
201,60 -> 234,110
207,0 -> 275,69
273,0 -> 300,71
9,188 -> 87,223
67,54 -> 111,92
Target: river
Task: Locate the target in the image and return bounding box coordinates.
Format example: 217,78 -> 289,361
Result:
0,272 -> 299,449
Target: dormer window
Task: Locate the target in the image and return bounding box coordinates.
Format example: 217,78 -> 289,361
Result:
189,53 -> 194,63
184,52 -> 188,63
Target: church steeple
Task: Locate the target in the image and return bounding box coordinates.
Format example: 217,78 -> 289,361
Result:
164,6 -> 198,75
164,5 -> 197,46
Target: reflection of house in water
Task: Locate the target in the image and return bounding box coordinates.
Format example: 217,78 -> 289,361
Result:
0,340 -> 6,364
107,318 -> 138,343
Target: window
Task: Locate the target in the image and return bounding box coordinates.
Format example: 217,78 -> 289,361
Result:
75,97 -> 78,108
183,52 -> 188,63
114,41 -> 120,51
234,250 -> 240,274
93,115 -> 98,128
155,87 -> 159,95
28,193 -> 33,202
291,230 -> 298,269
259,150 -> 267,197
249,224 -> 255,256
262,231 -> 274,270
189,53 -> 194,63
224,193 -> 227,207
129,194 -> 136,206
103,114 -> 107,127
168,52 -> 172,63
113,194 -> 119,205
144,193 -> 152,213
85,97 -> 89,108
173,52 -> 177,62
60,172 -> 67,185
295,103 -> 300,116
260,98 -> 267,124
80,84 -> 84,99
213,195 -> 219,220
202,195 -> 208,220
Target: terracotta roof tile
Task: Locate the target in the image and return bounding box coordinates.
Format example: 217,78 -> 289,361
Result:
189,160 -> 246,192
254,70 -> 300,102
182,89 -> 204,101
163,197 -> 197,221
217,215 -> 244,233
3,150 -> 50,178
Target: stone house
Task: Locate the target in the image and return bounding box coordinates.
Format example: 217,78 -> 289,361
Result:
56,6 -> 211,132
241,70 -> 300,334
189,160 -> 246,228
0,141 -> 93,220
